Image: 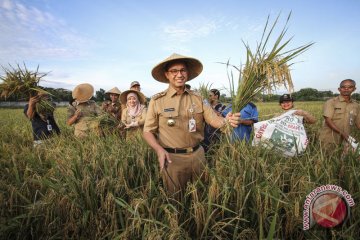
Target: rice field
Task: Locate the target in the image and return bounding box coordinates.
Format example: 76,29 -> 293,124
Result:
0,102 -> 359,239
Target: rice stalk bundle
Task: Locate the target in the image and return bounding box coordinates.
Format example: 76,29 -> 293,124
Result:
96,113 -> 123,136
0,63 -> 48,99
228,13 -> 314,113
0,63 -> 54,114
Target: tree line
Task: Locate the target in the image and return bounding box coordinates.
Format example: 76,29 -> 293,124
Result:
1,87 -> 359,102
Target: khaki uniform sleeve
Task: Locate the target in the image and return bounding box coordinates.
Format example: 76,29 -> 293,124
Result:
67,104 -> 76,120
323,99 -> 334,118
203,103 -> 225,129
138,107 -> 147,126
95,104 -> 102,115
143,99 -> 158,133
121,108 -> 127,124
356,104 -> 360,128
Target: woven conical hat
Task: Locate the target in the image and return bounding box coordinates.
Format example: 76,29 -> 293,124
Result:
72,83 -> 94,103
106,87 -> 121,95
151,53 -> 203,83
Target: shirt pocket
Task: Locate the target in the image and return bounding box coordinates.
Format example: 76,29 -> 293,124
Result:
159,111 -> 179,128
333,107 -> 345,120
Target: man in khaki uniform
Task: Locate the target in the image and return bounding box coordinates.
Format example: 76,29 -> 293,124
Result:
102,87 -> 122,120
143,53 -> 240,198
319,79 -> 360,150
67,83 -> 102,138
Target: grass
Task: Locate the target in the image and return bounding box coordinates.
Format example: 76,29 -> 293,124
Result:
0,103 -> 359,239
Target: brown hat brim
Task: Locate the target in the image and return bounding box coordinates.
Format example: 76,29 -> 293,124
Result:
151,53 -> 203,83
106,87 -> 121,95
72,83 -> 94,103
120,90 -> 146,105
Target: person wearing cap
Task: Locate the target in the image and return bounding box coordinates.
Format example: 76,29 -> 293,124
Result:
130,81 -> 141,92
279,94 -> 316,124
102,87 -> 122,120
24,92 -> 60,146
319,79 -> 360,150
120,89 -> 147,139
67,83 -> 102,138
143,53 -> 241,198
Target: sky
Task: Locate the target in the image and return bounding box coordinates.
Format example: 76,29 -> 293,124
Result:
0,0 -> 359,97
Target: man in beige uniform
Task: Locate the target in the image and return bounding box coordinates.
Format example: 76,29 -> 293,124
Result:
143,53 -> 240,197
319,79 -> 360,150
102,87 -> 122,120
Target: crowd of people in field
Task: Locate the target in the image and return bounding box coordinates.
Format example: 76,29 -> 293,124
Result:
24,53 -> 360,198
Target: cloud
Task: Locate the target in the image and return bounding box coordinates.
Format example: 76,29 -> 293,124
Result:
0,0 -> 91,62
161,17 -> 218,43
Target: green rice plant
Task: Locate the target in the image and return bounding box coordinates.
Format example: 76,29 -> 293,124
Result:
1,105 -> 360,239
224,13 -> 314,113
196,82 -> 213,101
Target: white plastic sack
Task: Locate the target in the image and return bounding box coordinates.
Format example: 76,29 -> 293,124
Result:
346,136 -> 360,155
252,110 -> 308,157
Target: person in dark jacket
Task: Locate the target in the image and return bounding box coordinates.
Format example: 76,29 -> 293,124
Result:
24,93 -> 60,146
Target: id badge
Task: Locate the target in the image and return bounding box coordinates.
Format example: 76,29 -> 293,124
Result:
46,120 -> 53,131
189,118 -> 196,132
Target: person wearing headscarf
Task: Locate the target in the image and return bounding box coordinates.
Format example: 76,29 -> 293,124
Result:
67,83 -> 102,138
120,89 -> 147,139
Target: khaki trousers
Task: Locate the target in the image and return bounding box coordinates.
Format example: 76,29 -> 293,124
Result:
162,146 -> 206,198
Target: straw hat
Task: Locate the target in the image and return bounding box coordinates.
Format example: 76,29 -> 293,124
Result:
72,83 -> 94,103
106,87 -> 121,95
151,53 -> 203,83
120,89 -> 146,105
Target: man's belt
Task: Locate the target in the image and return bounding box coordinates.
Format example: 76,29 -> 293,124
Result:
164,145 -> 200,154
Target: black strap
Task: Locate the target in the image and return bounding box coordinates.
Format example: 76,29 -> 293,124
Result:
164,145 -> 200,154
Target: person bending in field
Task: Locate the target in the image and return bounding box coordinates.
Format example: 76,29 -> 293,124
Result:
24,92 -> 60,147
67,83 -> 102,138
278,94 -> 316,124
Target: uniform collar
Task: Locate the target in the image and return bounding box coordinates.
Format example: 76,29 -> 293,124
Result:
338,95 -> 353,103
167,86 -> 188,97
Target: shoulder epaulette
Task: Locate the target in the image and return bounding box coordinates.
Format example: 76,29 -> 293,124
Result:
151,90 -> 167,100
189,90 -> 202,98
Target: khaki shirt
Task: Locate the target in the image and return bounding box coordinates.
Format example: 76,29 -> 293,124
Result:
319,96 -> 360,144
101,100 -> 122,120
67,100 -> 102,137
121,105 -> 147,138
121,105 -> 147,126
144,87 -> 225,149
